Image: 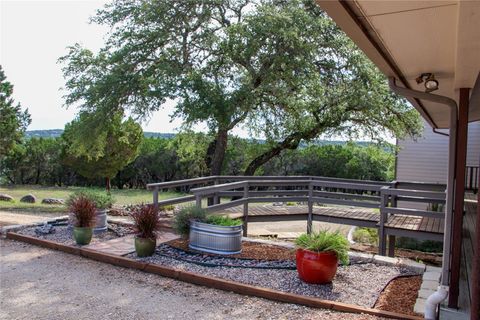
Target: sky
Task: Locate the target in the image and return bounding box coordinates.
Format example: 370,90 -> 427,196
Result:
0,0 -> 214,135
0,0 -> 392,142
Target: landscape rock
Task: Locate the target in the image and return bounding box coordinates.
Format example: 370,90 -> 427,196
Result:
0,194 -> 14,202
20,194 -> 36,203
41,198 -> 64,205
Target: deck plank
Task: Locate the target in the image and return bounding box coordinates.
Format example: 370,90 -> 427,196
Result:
222,204 -> 444,236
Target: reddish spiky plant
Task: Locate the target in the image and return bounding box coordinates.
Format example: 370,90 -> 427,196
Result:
69,195 -> 96,228
131,204 -> 161,239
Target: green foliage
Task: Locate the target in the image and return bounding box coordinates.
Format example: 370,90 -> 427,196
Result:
62,112 -> 143,188
395,237 -> 443,253
206,215 -> 242,227
0,134 -> 396,187
0,65 -> 31,158
67,190 -> 114,209
295,230 -> 349,265
352,227 -> 378,245
60,0 -> 421,177
172,206 -> 208,237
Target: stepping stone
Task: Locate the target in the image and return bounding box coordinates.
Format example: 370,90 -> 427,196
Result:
85,232 -> 179,256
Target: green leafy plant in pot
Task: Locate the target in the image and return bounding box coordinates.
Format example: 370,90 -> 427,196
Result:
131,204 -> 161,257
295,230 -> 349,284
69,195 -> 96,245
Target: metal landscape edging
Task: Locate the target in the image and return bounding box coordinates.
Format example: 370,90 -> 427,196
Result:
6,231 -> 423,320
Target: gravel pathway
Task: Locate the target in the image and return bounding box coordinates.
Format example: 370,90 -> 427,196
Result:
16,224 -> 132,246
1,239 -> 384,320
131,251 -> 418,308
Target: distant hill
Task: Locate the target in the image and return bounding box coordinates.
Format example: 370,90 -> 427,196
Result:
24,129 -> 373,147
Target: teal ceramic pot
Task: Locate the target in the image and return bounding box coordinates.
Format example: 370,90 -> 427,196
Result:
73,227 -> 93,245
135,237 -> 156,257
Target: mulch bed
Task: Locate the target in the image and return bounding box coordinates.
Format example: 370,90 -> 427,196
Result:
374,275 -> 422,316
167,238 -> 296,261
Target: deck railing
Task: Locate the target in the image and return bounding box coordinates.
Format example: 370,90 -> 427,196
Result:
465,166 -> 479,193
378,186 -> 446,256
147,176 -> 447,255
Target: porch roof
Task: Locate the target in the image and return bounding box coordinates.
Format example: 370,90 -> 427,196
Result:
316,0 -> 480,129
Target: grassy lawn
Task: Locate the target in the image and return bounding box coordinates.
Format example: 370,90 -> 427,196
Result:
0,185 -> 182,214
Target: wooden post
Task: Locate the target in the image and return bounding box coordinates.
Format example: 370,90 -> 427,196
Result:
243,184 -> 249,237
378,186 -> 389,256
307,182 -> 313,234
153,187 -> 159,211
449,88 -> 469,308
388,236 -> 396,257
213,179 -> 220,205
471,160 -> 480,320
195,195 -> 202,208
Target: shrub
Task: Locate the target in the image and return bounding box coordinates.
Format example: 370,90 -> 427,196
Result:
352,227 -> 378,244
160,204 -> 175,211
67,190 -> 114,209
69,195 -> 96,228
295,230 -> 349,265
206,215 -> 242,226
173,206 -> 207,237
131,204 -> 161,239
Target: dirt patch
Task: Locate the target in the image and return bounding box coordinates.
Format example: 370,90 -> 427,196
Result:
374,275 -> 422,316
167,238 -> 296,260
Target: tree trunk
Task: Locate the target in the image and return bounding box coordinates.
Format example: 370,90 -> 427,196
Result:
244,144 -> 287,176
105,177 -> 111,192
206,128 -> 229,176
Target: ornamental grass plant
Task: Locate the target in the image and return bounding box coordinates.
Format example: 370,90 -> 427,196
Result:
295,230 -> 350,265
69,195 -> 96,228
131,204 -> 161,240
173,206 -> 207,237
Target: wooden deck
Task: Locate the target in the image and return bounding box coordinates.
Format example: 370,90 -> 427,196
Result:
222,204 -> 444,240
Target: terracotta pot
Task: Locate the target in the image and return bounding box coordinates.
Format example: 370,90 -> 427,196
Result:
296,248 -> 338,284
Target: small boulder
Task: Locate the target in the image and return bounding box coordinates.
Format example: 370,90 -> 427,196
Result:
0,194 -> 14,202
41,198 -> 64,205
20,194 -> 36,203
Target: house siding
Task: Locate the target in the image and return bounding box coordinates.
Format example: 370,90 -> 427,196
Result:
396,120 -> 480,185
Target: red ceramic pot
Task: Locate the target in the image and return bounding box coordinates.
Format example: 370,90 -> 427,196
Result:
296,248 -> 339,284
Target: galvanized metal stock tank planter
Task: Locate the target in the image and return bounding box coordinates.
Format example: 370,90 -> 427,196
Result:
189,220 -> 242,255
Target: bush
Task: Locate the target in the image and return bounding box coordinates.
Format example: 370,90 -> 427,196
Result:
66,190 -> 114,209
173,206 -> 207,237
69,195 -> 96,228
295,230 -> 349,265
395,237 -> 443,253
352,227 -> 378,244
206,215 -> 242,226
131,204 -> 161,239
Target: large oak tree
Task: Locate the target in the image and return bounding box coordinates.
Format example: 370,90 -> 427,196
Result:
60,0 -> 421,176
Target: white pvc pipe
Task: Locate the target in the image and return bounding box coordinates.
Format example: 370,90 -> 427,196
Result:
424,285 -> 449,320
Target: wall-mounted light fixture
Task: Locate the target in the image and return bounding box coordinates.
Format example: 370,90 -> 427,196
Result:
415,73 -> 439,93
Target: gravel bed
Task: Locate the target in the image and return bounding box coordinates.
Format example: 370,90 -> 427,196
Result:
16,224 -> 133,246
157,243 -> 296,269
130,251 -> 419,308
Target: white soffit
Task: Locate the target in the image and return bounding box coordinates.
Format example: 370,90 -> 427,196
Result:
317,0 -> 480,128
